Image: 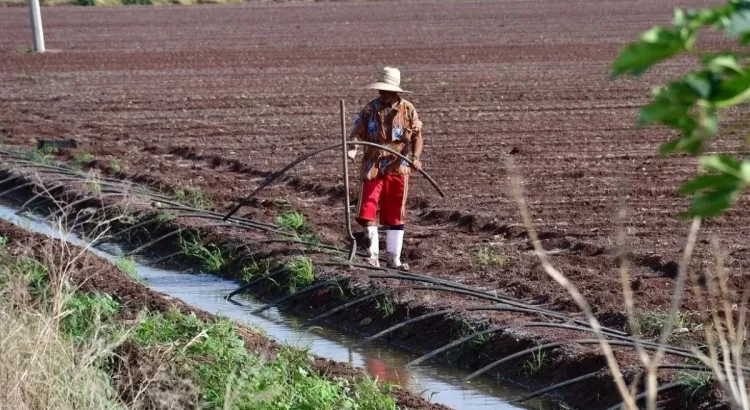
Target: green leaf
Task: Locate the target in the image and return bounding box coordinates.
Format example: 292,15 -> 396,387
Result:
678,174 -> 741,195
727,8 -> 750,43
711,67 -> 750,107
699,155 -> 745,179
658,136 -> 704,156
690,188 -> 739,217
611,27 -> 694,77
702,53 -> 742,74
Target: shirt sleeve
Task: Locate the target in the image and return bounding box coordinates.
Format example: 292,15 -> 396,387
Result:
408,105 -> 423,139
349,105 -> 369,141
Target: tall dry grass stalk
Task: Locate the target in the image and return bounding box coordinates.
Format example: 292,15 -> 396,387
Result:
503,157 -> 747,410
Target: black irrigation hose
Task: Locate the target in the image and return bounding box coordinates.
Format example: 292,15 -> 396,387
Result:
309,291 -> 387,322
355,308 -> 456,348
603,382 -> 683,410
227,268 -> 289,299
166,211 -> 287,235
0,173 -> 25,187
162,208 -> 279,230
511,364 -> 717,405
45,192 -> 129,221
252,277 -> 349,314
463,339 -> 704,382
510,372 -> 599,404
327,261 -> 632,338
124,228 -> 183,257
18,182 -> 65,211
223,141 -> 446,221
0,181 -> 38,200
407,323 -> 515,367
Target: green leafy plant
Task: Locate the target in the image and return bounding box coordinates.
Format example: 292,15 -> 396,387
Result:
377,296 -> 397,318
174,187 -> 212,210
612,1 -> 750,217
286,256 -> 314,293
107,159 -> 121,173
457,322 -> 493,347
241,259 -> 270,283
0,236 -> 8,248
61,292 -> 119,344
476,246 -> 508,268
29,149 -> 55,166
523,344 -> 548,377
677,371 -> 712,402
72,152 -> 95,167
114,256 -> 141,282
277,211 -> 312,234
178,232 -> 226,273
636,310 -> 699,341
155,212 -> 175,224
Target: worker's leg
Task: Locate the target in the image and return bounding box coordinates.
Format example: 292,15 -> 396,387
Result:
380,174 -> 409,271
356,178 -> 384,267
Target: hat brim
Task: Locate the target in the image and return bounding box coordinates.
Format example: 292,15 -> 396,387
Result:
366,82 -> 410,93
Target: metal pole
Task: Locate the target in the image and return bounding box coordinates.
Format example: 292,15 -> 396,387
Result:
27,0 -> 45,53
340,100 -> 356,261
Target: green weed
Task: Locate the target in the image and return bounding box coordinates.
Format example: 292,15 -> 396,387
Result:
241,259 -> 270,283
30,149 -> 55,166
523,345 -> 548,377
677,371 -> 712,402
377,296 -> 397,318
133,309 -> 397,410
174,187 -> 212,210
155,212 -> 175,224
178,232 -> 226,273
61,292 -> 119,345
287,257 -> 314,293
107,159 -> 121,173
0,236 -> 8,248
458,322 -> 493,347
72,152 -> 95,167
277,211 -> 312,235
636,310 -> 698,341
115,256 -> 140,282
476,246 -> 507,268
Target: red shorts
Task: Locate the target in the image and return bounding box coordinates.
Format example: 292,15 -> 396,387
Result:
356,174 -> 409,226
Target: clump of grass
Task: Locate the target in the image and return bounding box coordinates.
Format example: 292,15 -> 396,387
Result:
61,292 -> 119,345
286,256 -> 314,293
277,211 -> 312,234
174,187 -> 213,210
377,296 -> 397,317
0,235 -> 8,248
677,371 -> 712,402
523,344 -> 548,377
178,232 -> 226,273
458,322 -> 493,347
155,212 -> 175,224
476,246 -> 507,268
241,259 -> 270,283
133,308 -> 397,410
72,152 -> 95,167
636,310 -> 699,341
115,256 -> 141,282
30,149 -> 56,166
107,159 -> 121,173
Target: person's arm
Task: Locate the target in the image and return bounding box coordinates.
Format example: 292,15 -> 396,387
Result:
347,107 -> 368,161
409,107 -> 424,169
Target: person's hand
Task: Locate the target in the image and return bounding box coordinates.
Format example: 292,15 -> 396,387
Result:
347,148 -> 357,163
410,158 -> 422,170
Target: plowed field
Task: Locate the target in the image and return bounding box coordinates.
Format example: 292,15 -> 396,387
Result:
1,0 -> 745,324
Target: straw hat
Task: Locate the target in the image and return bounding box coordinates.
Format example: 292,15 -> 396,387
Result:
366,67 -> 410,93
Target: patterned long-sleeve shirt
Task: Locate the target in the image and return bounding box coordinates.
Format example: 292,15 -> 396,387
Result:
349,98 -> 423,181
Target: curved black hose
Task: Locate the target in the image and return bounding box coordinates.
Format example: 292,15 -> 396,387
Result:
603,382 -> 683,410
223,141 -> 446,221
252,278 -> 349,314
510,372 -> 599,404
309,291 -> 386,322
227,268 -> 289,299
463,339 -> 703,382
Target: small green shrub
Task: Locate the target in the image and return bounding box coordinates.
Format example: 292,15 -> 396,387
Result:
178,232 -> 226,273
523,345 -> 548,377
107,159 -> 121,173
286,257 -> 314,293
241,259 -> 270,283
115,256 -> 141,282
476,246 -> 507,268
72,152 -> 95,167
61,293 -> 119,344
377,296 -> 396,318
277,211 -> 312,235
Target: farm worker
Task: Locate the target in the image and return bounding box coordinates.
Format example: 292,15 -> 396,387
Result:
347,67 -> 423,271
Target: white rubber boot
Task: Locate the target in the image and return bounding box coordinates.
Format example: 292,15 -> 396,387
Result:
386,229 -> 408,271
365,226 -> 380,267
